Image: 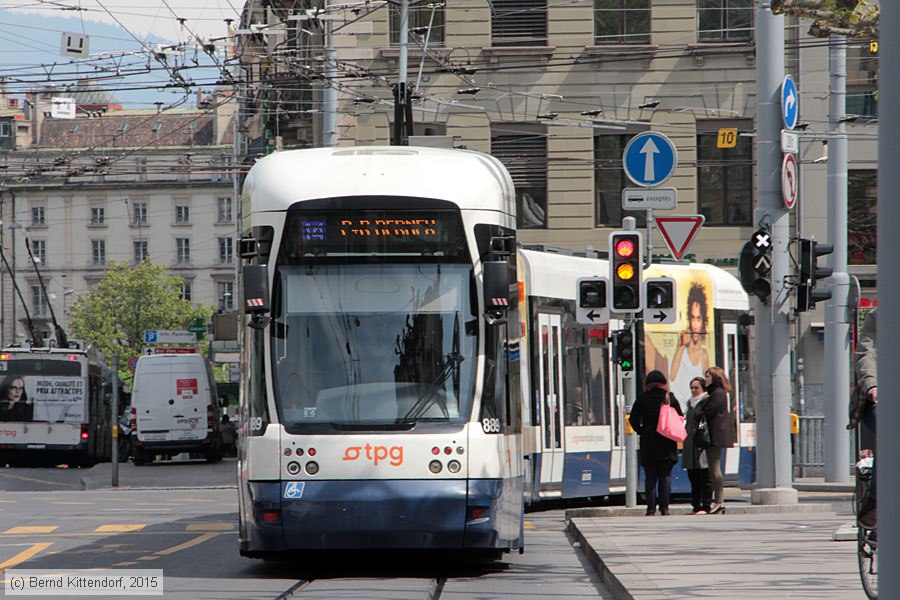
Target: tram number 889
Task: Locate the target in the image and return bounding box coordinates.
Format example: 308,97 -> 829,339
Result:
482,418 -> 501,434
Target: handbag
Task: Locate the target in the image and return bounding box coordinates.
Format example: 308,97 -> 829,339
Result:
657,394 -> 687,443
694,411 -> 711,449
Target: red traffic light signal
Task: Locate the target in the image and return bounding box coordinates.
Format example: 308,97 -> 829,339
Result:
609,231 -> 643,312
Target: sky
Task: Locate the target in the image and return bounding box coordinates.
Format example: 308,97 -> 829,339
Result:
1,1 -> 243,108
8,1 -> 242,41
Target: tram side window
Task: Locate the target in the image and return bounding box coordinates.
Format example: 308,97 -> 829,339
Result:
242,325 -> 269,436
563,322 -> 609,427
481,321 -> 508,427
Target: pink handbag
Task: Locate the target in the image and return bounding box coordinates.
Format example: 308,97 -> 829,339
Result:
657,396 -> 687,442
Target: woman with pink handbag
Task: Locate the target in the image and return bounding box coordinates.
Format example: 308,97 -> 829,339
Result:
629,370 -> 684,516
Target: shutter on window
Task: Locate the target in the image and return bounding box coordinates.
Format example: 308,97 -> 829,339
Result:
491,0 -> 547,46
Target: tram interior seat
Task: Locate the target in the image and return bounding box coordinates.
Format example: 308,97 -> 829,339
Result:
315,382 -> 456,421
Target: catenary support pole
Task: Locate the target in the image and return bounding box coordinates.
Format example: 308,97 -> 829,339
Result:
824,36 -> 851,483
322,0 -> 337,148
111,354 -> 119,488
752,2 -> 796,502
878,3 -> 898,596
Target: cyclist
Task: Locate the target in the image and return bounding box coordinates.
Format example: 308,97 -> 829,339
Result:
850,308 -> 877,529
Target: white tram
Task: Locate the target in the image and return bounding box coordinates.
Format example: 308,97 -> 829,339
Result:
237,147 -> 525,557
516,250 -> 755,502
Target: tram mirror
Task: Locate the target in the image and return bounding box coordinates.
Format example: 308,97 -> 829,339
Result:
242,264 -> 270,316
483,261 -> 510,317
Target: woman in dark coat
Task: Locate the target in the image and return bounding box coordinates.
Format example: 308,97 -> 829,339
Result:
703,366 -> 736,514
683,377 -> 712,514
629,370 -> 683,516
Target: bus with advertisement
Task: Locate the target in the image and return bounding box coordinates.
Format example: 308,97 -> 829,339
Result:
0,342 -> 114,466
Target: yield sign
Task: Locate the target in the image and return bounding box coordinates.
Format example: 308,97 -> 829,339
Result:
655,215 -> 705,260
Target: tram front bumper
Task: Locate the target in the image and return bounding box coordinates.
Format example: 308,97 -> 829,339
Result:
240,479 -> 511,552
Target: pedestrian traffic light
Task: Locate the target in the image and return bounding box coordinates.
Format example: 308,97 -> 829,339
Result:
613,328 -> 634,372
738,229 -> 772,302
797,238 -> 833,312
608,231 -> 643,313
579,279 -> 606,309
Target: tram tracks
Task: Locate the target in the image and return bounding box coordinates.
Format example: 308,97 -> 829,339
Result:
274,576 -> 447,599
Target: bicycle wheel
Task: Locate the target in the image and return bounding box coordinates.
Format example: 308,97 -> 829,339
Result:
858,525 -> 878,600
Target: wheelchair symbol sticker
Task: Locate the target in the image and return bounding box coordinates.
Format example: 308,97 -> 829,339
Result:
284,481 -> 305,499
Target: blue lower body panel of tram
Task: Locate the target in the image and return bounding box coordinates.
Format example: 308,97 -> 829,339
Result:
240,478 -> 522,553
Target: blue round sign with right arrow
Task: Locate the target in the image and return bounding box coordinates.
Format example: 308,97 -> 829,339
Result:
622,131 -> 678,188
782,74 -> 799,130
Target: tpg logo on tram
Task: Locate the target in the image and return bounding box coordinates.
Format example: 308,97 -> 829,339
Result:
342,444 -> 404,466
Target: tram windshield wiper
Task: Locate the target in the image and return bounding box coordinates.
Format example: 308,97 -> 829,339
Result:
401,352 -> 464,421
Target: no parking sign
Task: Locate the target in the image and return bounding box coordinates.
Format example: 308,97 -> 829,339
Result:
127,356 -> 140,372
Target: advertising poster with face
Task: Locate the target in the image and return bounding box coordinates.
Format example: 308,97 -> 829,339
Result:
642,270 -> 714,407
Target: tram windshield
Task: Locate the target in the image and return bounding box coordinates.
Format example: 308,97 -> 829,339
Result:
271,264 -> 477,428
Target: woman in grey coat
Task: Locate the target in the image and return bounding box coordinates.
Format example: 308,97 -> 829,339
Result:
683,377 -> 712,514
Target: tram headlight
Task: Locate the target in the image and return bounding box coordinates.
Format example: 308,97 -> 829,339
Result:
428,460 -> 443,474
286,461 -> 301,475
447,460 -> 461,474
305,461 -> 319,475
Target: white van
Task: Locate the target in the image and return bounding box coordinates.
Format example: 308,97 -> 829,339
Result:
130,353 -> 224,465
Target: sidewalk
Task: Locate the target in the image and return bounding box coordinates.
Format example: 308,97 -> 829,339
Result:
568,488 -> 866,600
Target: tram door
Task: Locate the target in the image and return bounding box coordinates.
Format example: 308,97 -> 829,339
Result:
721,322 -> 741,477
537,313 -> 565,491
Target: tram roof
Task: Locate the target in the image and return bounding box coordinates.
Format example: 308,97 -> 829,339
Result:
243,146 -> 515,214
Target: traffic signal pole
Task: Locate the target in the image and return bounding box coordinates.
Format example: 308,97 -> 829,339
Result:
879,4 -> 899,595
824,36 -> 851,483
752,3 -> 797,502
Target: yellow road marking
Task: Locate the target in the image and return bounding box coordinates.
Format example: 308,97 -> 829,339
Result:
3,526 -> 58,534
0,542 -> 53,570
114,562 -> 140,566
524,521 -> 535,530
94,525 -> 145,533
0,473 -> 79,488
50,502 -> 94,505
185,523 -> 233,532
155,532 -> 220,556
137,556 -> 160,561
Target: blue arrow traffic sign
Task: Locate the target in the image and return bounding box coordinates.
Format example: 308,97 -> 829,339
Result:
782,74 -> 799,130
622,131 -> 677,187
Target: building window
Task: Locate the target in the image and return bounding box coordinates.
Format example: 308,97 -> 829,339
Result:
218,237 -> 234,265
134,240 -> 149,263
217,197 -> 232,223
131,201 -> 147,225
390,2 -> 445,45
176,238 -> 191,265
92,240 -> 106,266
595,134 -> 647,227
181,279 -> 193,301
218,281 -> 234,311
90,206 -> 105,225
846,43 -> 878,118
492,0 -> 547,47
31,285 -> 47,318
0,122 -> 10,137
697,124 -> 753,226
175,205 -> 190,224
32,206 -> 45,226
698,0 -> 753,42
31,239 -> 46,266
849,170 -> 877,264
491,124 -> 548,229
594,0 -> 651,45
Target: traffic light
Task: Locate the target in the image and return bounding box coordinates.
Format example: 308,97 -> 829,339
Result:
608,231 -> 643,312
645,278 -> 674,310
613,328 -> 634,372
738,229 -> 772,302
579,279 -> 606,309
797,238 -> 833,312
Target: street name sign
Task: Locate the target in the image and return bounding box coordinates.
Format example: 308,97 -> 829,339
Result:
621,187 -> 677,211
782,153 -> 799,209
622,131 -> 678,188
782,74 -> 799,130
655,215 -> 705,260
